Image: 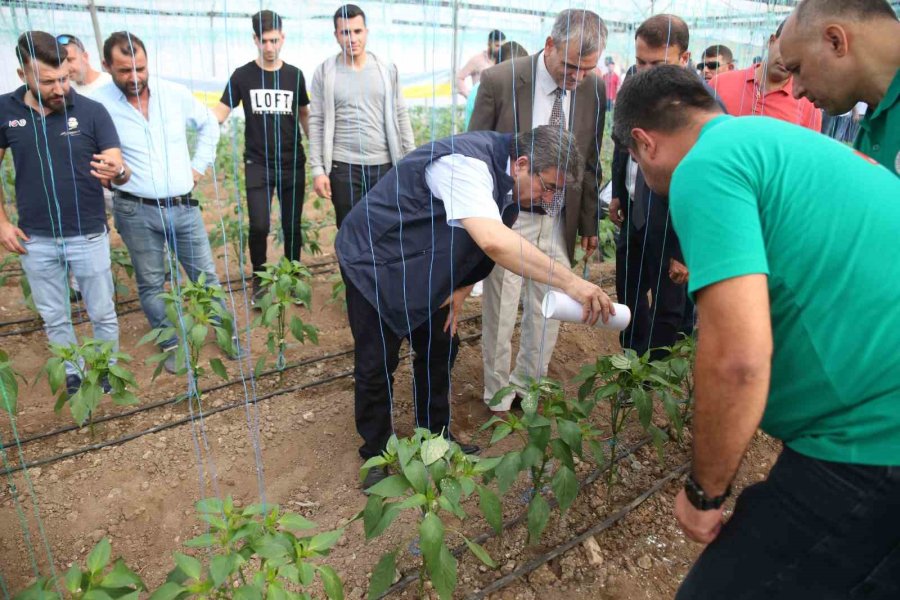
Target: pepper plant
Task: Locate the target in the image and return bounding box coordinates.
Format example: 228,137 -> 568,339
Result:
13,538 -> 145,600
658,334 -> 697,422
109,247 -> 134,305
575,350 -> 682,488
140,273 -> 236,397
39,339 -> 139,430
209,210 -> 249,269
0,349 -> 24,415
482,378 -> 602,543
150,496 -> 344,600
0,253 -> 19,286
253,258 -> 318,372
360,429 -> 503,600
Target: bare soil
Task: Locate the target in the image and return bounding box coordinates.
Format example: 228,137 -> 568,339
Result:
0,190 -> 780,599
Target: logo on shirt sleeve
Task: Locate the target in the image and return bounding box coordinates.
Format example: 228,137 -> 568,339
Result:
7,119 -> 26,127
249,89 -> 294,115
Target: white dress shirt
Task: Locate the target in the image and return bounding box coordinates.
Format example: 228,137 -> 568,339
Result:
532,52 -> 569,129
424,154 -> 507,228
93,77 -> 219,199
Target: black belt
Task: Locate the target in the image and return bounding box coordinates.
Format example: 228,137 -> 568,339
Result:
119,191 -> 198,207
519,205 -> 547,215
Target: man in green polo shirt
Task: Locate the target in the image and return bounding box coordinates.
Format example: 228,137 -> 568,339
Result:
779,0 -> 900,175
614,65 -> 900,597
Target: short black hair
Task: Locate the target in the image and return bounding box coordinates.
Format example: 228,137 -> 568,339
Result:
103,31 -> 147,65
635,14 -> 690,54
16,31 -> 65,68
497,41 -> 528,63
795,0 -> 898,23
334,4 -> 366,29
702,44 -> 733,63
488,29 -> 506,43
252,10 -> 282,37
775,19 -> 787,38
612,64 -> 722,149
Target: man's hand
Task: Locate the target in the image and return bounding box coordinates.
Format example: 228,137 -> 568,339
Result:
581,235 -> 599,261
192,169 -> 203,188
313,175 -> 332,199
563,277 -> 613,326
441,284 -> 475,336
609,197 -> 624,227
674,488 -> 725,544
669,258 -> 689,285
0,221 -> 28,254
89,154 -> 124,188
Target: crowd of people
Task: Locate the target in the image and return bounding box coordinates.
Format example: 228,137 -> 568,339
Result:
0,0 -> 899,595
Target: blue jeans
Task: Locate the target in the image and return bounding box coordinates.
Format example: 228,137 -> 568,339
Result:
19,230 -> 119,375
677,446 -> 900,599
113,195 -> 223,349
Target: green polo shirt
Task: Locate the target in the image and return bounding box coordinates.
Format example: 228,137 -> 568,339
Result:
854,68 -> 900,176
670,115 -> 900,466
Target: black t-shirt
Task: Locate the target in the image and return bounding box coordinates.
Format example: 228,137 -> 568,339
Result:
0,87 -> 119,236
220,61 -> 310,167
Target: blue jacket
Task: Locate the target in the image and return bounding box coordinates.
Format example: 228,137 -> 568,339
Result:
336,131 -> 518,337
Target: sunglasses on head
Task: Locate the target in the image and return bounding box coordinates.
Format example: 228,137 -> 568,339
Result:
699,61 -> 721,70
56,34 -> 83,50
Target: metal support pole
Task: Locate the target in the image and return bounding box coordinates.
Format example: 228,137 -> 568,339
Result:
87,0 -> 103,59
450,0 -> 459,134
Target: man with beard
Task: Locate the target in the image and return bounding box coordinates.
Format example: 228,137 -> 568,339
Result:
0,31 -> 128,396
93,31 -> 240,375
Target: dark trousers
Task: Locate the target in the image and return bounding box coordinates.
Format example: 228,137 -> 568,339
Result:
329,161 -> 393,229
615,212 -> 688,359
677,446 -> 900,599
345,276 -> 459,459
245,159 -> 305,274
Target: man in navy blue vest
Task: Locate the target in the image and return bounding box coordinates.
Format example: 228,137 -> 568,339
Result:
336,125 -> 614,491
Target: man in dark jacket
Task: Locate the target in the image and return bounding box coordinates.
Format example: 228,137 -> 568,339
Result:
336,126 -> 613,490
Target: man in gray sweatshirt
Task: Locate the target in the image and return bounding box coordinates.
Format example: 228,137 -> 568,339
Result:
309,3 -> 416,229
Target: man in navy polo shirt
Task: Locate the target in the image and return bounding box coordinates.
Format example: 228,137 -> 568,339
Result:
0,31 -> 131,394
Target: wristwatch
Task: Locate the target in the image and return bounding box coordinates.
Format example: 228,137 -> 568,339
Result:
114,165 -> 126,180
684,474 -> 731,510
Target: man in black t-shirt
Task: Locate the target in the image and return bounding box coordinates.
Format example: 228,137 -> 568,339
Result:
0,31 -> 131,395
214,10 -> 310,304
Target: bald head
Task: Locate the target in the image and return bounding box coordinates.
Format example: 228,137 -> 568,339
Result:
780,0 -> 899,115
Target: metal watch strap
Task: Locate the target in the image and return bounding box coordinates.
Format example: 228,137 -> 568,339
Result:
684,474 -> 731,510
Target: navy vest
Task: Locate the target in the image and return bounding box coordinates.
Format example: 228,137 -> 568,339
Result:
336,131 -> 517,337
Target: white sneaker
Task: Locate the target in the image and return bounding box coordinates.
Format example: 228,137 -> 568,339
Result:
471,281 -> 483,297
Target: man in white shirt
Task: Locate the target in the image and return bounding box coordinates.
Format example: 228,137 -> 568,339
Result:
335,125 -> 614,491
94,31 -> 238,374
57,34 -> 112,97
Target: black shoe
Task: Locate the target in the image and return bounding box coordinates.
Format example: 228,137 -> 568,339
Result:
100,376 -> 112,394
448,434 -> 481,456
362,466 -> 389,494
65,374 -> 82,396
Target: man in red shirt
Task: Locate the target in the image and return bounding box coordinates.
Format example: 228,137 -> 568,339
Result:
708,21 -> 821,130
602,60 -> 620,111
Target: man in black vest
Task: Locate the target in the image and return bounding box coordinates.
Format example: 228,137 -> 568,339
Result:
336,126 -> 614,491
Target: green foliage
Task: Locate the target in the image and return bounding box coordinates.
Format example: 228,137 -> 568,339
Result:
408,106 -> 464,147
139,274 -> 236,393
155,496 -> 344,600
0,348 -> 25,415
0,253 -> 19,286
328,274 -> 346,310
110,247 -> 134,303
13,537 -> 145,600
482,378 -> 602,543
597,217 -> 617,262
271,218 -> 325,257
38,339 -> 138,428
252,258 -> 318,372
358,429 -> 502,600
19,271 -> 37,315
575,349 -> 684,487
209,207 -> 249,270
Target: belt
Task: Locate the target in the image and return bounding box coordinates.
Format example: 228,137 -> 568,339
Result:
118,191 -> 198,207
519,205 -> 547,215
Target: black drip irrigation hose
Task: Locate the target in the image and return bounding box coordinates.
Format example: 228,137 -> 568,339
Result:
378,434 -> 660,599
0,259 -> 342,336
464,462 -> 691,600
1,313 -> 485,452
1,329 -> 486,475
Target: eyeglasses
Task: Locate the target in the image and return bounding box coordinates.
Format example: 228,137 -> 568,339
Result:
536,172 -> 559,195
698,61 -> 721,70
56,34 -> 84,50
